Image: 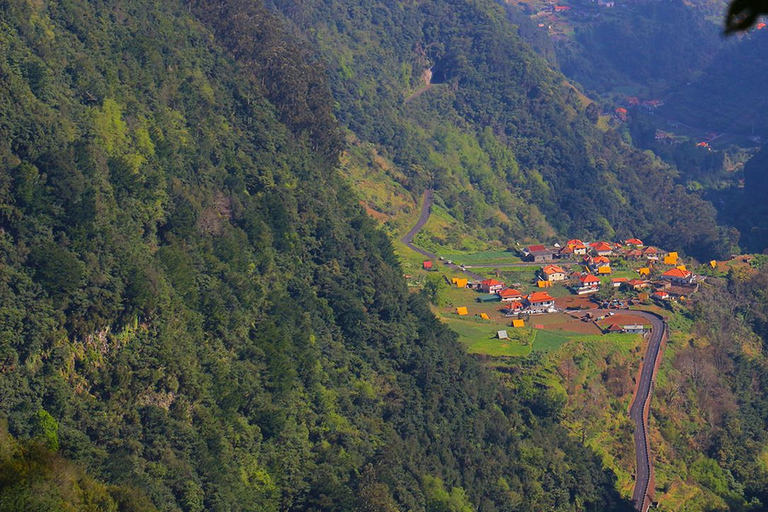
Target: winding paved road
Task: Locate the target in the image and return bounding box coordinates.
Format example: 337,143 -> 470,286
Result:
625,310 -> 667,512
403,191 -> 667,512
401,191 -> 484,280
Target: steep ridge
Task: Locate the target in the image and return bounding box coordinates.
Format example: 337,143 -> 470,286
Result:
0,0 -> 633,510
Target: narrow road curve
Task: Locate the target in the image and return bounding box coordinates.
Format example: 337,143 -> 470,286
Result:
401,191 -> 483,280
625,310 -> 667,512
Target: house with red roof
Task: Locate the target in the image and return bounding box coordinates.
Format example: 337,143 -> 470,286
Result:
525,291 -> 556,312
542,264 -> 567,282
661,268 -> 694,285
554,5 -> 571,11
524,244 -> 555,263
653,290 -> 670,301
626,249 -> 644,260
423,260 -> 433,270
481,278 -> 505,294
498,288 -> 523,302
575,274 -> 601,295
625,238 -> 644,247
566,239 -> 583,247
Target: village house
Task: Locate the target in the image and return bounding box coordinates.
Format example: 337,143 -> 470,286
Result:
625,238 -> 644,247
423,260 -> 433,270
524,244 -> 555,263
611,277 -> 629,288
500,301 -> 525,315
590,241 -> 613,256
625,279 -> 651,291
661,267 -> 695,285
624,324 -> 647,334
643,246 -> 660,261
525,291 -> 556,313
498,288 -> 523,302
575,274 -> 601,295
572,243 -> 588,256
564,239 -> 588,256
653,290 -> 670,301
592,255 -> 611,269
480,278 -> 505,294
542,264 -> 568,282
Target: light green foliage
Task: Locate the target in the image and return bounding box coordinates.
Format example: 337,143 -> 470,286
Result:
32,410 -> 58,451
423,476 -> 475,512
92,98 -> 128,156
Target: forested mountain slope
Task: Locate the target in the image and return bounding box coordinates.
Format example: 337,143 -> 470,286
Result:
0,0 -> 633,510
267,0 -> 734,260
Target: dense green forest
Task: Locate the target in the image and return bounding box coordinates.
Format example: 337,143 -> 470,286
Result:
267,0 -> 735,260
0,0 -> 637,510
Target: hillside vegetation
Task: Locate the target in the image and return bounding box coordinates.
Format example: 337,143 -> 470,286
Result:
0,0 -> 635,510
267,0 -> 735,260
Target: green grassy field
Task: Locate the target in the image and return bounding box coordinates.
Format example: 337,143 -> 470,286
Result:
441,250 -> 522,266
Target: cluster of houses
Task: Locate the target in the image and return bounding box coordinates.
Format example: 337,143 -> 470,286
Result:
527,238 -> 698,302
473,278 -> 557,315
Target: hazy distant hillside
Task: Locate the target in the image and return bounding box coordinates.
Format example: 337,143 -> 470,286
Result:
661,31 -> 768,136
556,0 -> 723,94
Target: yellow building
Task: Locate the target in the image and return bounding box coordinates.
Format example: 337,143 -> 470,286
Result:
479,313 -> 490,320
512,319 -> 525,328
452,277 -> 468,288
664,252 -> 678,265
638,267 -> 650,277
456,307 -> 468,316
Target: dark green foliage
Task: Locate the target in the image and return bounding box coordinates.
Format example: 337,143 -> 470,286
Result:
0,0 -> 632,510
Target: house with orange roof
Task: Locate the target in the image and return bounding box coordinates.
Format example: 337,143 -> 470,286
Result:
498,288 -> 523,302
500,301 -> 525,315
525,291 -> 556,313
653,290 -> 670,301
481,278 -> 505,294
643,246 -> 660,261
625,279 -> 650,290
584,255 -> 610,273
542,264 -> 567,282
625,238 -> 644,247
575,274 -> 601,295
566,239 -> 583,247
590,242 -> 613,256
661,267 -> 694,285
